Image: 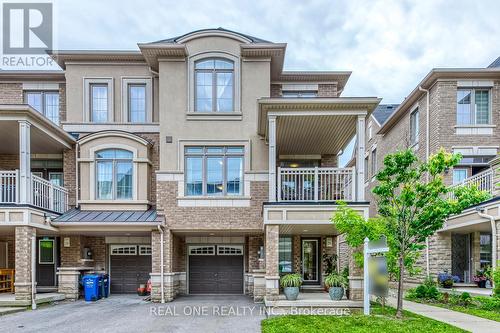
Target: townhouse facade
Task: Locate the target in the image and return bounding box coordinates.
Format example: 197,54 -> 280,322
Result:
363,61 -> 500,285
0,28 -> 378,304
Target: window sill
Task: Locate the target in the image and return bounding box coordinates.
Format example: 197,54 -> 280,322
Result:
186,111 -> 242,121
454,125 -> 494,135
177,196 -> 251,207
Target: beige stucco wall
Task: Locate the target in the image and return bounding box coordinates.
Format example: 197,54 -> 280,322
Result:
64,63 -> 158,123
158,36 -> 270,172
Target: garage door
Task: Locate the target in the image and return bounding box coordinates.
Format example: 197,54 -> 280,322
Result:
110,245 -> 152,294
189,245 -> 244,294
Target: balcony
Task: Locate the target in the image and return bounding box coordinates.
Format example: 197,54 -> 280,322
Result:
0,170 -> 68,213
277,167 -> 355,202
448,169 -> 493,199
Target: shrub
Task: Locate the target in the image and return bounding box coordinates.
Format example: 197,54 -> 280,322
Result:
459,292 -> 472,306
476,296 -> 500,311
438,272 -> 458,287
423,275 -> 437,288
280,273 -> 302,288
410,284 -> 440,300
492,266 -> 500,298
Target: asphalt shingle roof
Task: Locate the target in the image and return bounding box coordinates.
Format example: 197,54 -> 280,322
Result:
53,208 -> 161,223
487,56 -> 500,68
372,104 -> 399,125
150,27 -> 272,44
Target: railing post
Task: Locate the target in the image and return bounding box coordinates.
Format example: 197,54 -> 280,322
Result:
49,184 -> 54,211
351,167 -> 356,201
314,167 -> 319,202
15,169 -> 20,204
277,167 -> 282,202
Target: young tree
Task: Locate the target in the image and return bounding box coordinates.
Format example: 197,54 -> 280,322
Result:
332,148 -> 490,318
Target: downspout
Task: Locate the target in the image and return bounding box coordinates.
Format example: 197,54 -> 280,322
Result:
75,142 -> 79,207
157,225 -> 165,303
31,235 -> 37,310
477,209 -> 498,272
419,85 -> 431,277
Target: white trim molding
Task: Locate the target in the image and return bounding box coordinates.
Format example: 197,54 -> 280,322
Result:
120,77 -> 153,123
83,77 -> 114,123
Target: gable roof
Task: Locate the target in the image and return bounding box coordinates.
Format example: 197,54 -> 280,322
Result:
147,27 -> 272,45
372,104 -> 399,126
488,56 -> 500,68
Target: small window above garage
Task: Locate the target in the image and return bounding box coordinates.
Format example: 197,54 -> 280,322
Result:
188,245 -> 215,255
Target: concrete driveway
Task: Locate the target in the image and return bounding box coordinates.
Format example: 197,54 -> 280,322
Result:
0,295 -> 265,333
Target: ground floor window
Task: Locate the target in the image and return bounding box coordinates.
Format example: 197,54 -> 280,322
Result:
279,236 -> 292,273
480,233 -> 492,269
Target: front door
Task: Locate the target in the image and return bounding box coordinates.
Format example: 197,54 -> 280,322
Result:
36,237 -> 57,287
301,238 -> 320,285
451,233 -> 471,283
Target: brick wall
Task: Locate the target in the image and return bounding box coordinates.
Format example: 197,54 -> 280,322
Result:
156,181 -> 268,231
292,235 -> 301,273
136,133 -> 160,206
60,235 -> 106,270
318,84 -> 338,97
248,235 -> 264,272
321,154 -> 337,167
0,155 -> 19,170
59,83 -> 67,123
270,84 -> 281,97
63,148 -> 77,208
0,83 -> 23,104
172,234 -> 185,272
321,236 -> 337,274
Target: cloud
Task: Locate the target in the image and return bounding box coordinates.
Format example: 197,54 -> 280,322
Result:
54,0 -> 500,103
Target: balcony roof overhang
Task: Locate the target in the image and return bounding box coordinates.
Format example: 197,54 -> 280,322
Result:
258,97 -> 381,155
0,104 -> 75,153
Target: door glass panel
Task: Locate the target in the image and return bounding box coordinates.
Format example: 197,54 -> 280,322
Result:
39,239 -> 54,264
302,240 -> 318,281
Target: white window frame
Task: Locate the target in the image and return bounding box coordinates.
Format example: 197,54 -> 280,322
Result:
138,245 -> 152,255
49,172 -> 64,187
187,52 -> 241,115
24,90 -> 60,124
452,168 -> 469,185
121,77 -> 153,123
456,88 -> 492,125
38,239 -> 55,264
110,245 -> 137,255
367,121 -> 373,140
184,146 -> 244,197
188,245 -> 215,256
217,245 -> 243,255
95,149 -> 134,200
371,148 -> 377,178
83,78 -> 114,123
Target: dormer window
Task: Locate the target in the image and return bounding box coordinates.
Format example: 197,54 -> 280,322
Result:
195,58 -> 234,112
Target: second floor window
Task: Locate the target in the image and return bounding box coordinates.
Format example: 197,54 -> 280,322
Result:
457,89 -> 490,125
371,149 -> 377,177
128,84 -> 146,122
91,84 -> 108,123
185,146 -> 243,196
410,108 -> 419,145
195,58 -> 234,112
96,149 -> 133,200
25,91 -> 59,124
452,168 -> 468,185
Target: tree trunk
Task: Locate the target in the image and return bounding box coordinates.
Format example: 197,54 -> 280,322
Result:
396,254 -> 405,318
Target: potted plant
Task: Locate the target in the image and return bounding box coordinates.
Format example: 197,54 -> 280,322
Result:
437,272 -> 459,289
473,270 -> 488,288
322,254 -> 337,291
324,273 -> 347,300
280,273 -> 302,300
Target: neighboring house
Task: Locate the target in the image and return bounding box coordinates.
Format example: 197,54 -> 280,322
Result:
363,60 -> 500,285
0,28 -> 379,304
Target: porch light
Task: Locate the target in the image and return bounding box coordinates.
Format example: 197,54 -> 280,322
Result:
289,163 -> 299,168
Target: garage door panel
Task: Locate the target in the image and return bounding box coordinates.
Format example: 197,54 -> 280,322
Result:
189,254 -> 243,294
110,251 -> 152,294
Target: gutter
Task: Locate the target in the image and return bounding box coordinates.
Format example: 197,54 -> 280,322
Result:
476,208 -> 498,272
419,85 -> 431,277
157,225 -> 165,303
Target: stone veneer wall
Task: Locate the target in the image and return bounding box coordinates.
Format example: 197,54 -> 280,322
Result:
60,236 -> 106,270
63,148 -> 77,208
136,133 -> 160,206
248,235 -> 264,271
59,83 -> 66,123
14,226 -> 35,300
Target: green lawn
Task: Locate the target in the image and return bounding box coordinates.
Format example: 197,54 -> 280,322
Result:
261,305 -> 466,333
410,299 -> 500,322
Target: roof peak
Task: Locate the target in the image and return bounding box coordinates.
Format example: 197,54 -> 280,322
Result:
148,27 -> 272,44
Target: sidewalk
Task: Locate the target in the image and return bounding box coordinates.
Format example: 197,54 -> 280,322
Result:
387,297 -> 500,333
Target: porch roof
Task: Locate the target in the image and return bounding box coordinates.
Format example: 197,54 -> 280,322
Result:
52,208 -> 162,224
0,105 -> 75,153
439,196 -> 500,233
257,97 -> 381,155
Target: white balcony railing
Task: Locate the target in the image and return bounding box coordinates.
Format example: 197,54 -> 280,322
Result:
0,170 -> 68,213
277,167 -> 355,202
448,168 -> 493,199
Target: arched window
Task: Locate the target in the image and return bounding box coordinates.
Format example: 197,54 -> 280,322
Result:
195,58 -> 234,112
95,149 -> 133,200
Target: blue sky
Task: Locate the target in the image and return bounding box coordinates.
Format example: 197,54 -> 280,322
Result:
53,0 -> 500,104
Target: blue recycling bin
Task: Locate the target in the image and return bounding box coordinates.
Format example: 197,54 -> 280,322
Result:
82,274 -> 100,302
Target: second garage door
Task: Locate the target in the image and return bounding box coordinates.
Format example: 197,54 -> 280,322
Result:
189,245 -> 244,294
110,245 -> 152,294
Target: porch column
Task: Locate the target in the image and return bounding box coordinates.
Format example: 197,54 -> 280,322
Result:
151,227 -> 175,302
14,226 -> 36,302
356,115 -> 366,201
18,120 -> 31,204
348,245 -> 364,301
265,224 -> 279,300
268,115 -> 277,202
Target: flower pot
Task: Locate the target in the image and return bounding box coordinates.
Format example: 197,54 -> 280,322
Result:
283,287 -> 299,300
328,286 -> 344,301
477,280 -> 486,288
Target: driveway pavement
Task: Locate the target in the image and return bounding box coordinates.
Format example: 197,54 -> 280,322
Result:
0,295 -> 265,333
